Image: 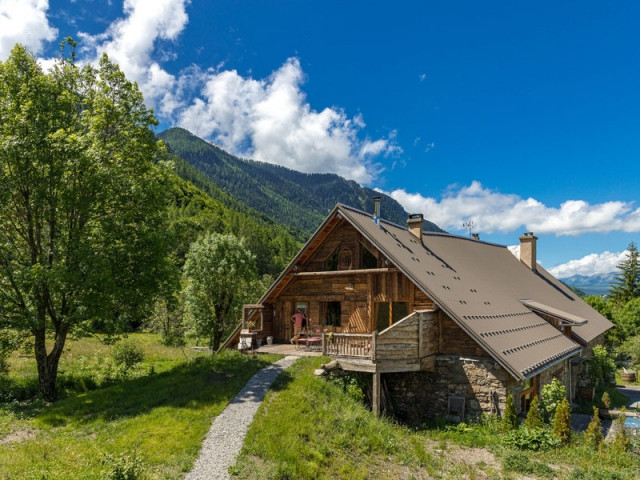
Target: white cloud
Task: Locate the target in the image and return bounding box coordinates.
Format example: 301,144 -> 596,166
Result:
547,250 -> 626,278
0,0 -> 58,59
388,181 -> 640,236
78,0 -> 189,114
178,57 -> 399,184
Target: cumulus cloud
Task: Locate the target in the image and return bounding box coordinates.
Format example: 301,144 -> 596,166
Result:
0,0 -> 58,59
178,58 -> 398,184
78,0 -> 189,115
548,250 -> 627,278
388,181 -> 640,236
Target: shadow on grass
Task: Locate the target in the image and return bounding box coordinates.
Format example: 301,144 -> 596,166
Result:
35,352 -> 276,428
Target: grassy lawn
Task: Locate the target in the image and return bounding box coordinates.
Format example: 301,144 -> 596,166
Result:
3,344 -> 639,479
0,335 -> 281,479
232,356 -> 640,480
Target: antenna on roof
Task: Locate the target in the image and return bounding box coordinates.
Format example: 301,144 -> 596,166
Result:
462,220 -> 476,238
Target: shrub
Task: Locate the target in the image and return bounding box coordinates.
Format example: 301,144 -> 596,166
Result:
610,408 -> 630,453
541,378 -> 566,420
524,395 -> 544,429
101,452 -> 144,480
619,335 -> 640,368
584,406 -> 603,450
589,345 -> 616,388
601,391 -> 611,409
111,339 -> 145,372
503,452 -> 554,477
501,393 -> 518,432
503,427 -> 560,451
552,397 -> 571,444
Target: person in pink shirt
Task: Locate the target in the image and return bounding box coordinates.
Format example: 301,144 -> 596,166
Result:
290,308 -> 307,344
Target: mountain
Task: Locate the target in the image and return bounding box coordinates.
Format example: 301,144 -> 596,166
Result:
559,272 -> 617,297
158,128 -> 444,236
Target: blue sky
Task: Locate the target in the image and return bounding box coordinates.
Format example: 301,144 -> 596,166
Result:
2,0 -> 639,277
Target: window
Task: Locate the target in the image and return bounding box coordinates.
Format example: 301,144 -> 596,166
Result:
324,247 -> 340,271
375,301 -> 409,332
520,375 -> 538,412
324,301 -> 341,326
360,243 -> 377,269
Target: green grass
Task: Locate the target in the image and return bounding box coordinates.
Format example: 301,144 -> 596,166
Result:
0,334 -> 281,479
231,357 -> 640,480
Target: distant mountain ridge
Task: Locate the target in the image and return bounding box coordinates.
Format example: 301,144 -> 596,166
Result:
158,128 -> 444,236
559,272 -> 616,297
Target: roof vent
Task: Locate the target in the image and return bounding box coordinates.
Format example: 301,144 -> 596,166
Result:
519,232 -> 538,272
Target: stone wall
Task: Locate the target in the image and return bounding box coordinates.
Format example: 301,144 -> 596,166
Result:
384,354 -> 516,425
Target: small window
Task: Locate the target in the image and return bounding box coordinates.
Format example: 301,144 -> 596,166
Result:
324,247 -> 340,271
375,301 -> 409,331
360,243 -> 377,269
324,301 -> 341,326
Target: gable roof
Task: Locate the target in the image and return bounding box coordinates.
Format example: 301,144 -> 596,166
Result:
262,203 -> 614,380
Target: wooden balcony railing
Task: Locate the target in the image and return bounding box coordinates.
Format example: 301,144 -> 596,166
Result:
322,332 -> 375,359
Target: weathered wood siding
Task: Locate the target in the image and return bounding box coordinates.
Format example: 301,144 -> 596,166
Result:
439,311 -> 487,357
376,315 -> 420,360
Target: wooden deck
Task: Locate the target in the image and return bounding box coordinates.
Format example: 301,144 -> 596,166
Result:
323,309 -> 438,374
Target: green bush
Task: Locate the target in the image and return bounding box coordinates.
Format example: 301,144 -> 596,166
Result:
541,378 -> 566,420
552,397 -> 571,445
619,335 -> 640,368
501,393 -> 518,432
503,427 -> 560,451
584,406 -> 603,450
524,395 -> 544,429
589,345 -> 616,388
503,452 -> 554,477
101,452 -> 144,480
568,467 -> 624,480
111,339 -> 145,372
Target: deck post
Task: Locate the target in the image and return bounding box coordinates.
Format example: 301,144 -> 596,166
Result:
371,331 -> 377,362
322,332 -> 326,355
372,371 -> 381,417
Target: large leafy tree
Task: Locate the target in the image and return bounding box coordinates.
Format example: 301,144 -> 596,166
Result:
183,233 -> 258,350
0,44 -> 172,400
609,241 -> 640,304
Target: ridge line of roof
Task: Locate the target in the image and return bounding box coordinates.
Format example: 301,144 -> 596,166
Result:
337,204 -> 506,248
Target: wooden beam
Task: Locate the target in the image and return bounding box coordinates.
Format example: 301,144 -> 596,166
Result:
291,267 -> 399,277
372,372 -> 381,417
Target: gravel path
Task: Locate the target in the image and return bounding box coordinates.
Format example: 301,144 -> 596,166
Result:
185,355 -> 299,480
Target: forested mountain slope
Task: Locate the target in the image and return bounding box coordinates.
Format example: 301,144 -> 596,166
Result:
158,128 -> 444,235
163,151 -> 301,276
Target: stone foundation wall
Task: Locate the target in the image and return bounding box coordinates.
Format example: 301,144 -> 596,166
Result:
384,355 -> 516,425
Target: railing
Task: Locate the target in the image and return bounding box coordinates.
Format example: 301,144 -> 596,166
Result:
323,333 -> 374,359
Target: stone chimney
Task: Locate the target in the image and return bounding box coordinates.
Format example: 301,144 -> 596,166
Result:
519,232 -> 537,271
407,214 -> 424,242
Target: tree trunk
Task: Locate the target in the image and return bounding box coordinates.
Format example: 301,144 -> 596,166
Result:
34,323 -> 69,401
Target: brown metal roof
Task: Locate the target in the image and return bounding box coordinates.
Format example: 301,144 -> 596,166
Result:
337,204 -> 613,380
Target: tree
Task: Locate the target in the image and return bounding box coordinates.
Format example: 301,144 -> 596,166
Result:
609,241 -> 640,304
551,397 -> 571,445
523,396 -> 544,430
0,43 -> 171,400
182,233 -> 258,350
584,406 -> 603,450
501,393 -> 518,432
540,378 -> 566,421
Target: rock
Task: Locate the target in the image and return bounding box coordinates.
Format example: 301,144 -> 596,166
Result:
321,360 -> 341,372
314,368 -> 327,376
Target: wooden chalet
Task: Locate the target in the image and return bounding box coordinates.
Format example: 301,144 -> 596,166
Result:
241,199 -> 613,422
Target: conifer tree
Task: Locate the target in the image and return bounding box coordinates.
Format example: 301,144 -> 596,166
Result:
584,406 -> 603,450
552,397 -> 571,445
501,393 -> 518,432
611,408 -> 630,453
610,241 -> 640,304
524,395 -> 544,429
